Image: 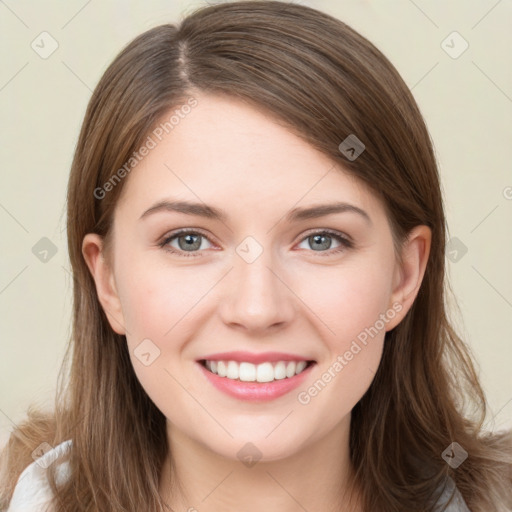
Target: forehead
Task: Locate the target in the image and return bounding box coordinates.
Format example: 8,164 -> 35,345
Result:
115,93 -> 384,225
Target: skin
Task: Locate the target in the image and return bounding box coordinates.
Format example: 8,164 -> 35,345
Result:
83,92 -> 431,512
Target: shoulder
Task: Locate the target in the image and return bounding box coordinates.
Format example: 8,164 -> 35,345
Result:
5,440 -> 471,512
6,439 -> 72,512
434,476 -> 471,511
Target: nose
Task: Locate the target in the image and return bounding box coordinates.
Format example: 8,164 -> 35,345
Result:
218,245 -> 296,333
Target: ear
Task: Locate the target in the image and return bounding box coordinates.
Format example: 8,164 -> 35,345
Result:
385,225 -> 432,331
82,233 -> 126,335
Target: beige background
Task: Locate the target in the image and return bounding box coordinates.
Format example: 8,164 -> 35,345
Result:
1,0 -> 511,448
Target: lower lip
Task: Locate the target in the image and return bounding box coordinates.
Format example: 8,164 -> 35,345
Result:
196,361 -> 316,402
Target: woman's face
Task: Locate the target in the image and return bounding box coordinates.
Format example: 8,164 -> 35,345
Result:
84,92 -> 429,462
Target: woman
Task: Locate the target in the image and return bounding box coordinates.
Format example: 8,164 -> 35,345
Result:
1,1 -> 511,510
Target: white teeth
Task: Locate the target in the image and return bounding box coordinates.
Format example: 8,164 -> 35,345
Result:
274,361 -> 287,380
286,361 -> 296,378
226,361 -> 239,380
256,362 -> 274,382
217,361 -> 227,377
203,359 -> 311,382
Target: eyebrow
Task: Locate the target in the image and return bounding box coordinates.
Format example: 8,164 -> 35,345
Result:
139,199 -> 372,225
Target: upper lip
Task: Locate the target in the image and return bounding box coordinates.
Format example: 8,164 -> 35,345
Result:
198,351 -> 315,364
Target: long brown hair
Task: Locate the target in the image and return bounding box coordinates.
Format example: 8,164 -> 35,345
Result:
1,2 -> 511,510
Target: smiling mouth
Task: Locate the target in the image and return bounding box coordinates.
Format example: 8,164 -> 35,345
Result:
199,359 -> 316,383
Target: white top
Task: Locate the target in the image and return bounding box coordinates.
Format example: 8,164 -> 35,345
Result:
6,440 -> 72,512
6,439 -> 471,511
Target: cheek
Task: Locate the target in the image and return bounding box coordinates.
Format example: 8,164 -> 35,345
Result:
116,262 -> 196,404
117,257 -> 205,340
118,247 -> 395,354
298,256 -> 395,345
295,273 -> 389,423
293,256 -> 394,408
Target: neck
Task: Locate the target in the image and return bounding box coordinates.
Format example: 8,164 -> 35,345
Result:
159,413 -> 362,512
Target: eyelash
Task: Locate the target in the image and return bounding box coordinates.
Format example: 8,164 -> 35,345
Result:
158,228 -> 354,258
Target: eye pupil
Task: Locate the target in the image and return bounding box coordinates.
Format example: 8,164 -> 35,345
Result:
310,234 -> 331,251
179,234 -> 201,251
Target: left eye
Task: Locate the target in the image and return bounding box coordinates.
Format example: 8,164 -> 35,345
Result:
296,231 -> 352,254
159,229 -> 352,258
